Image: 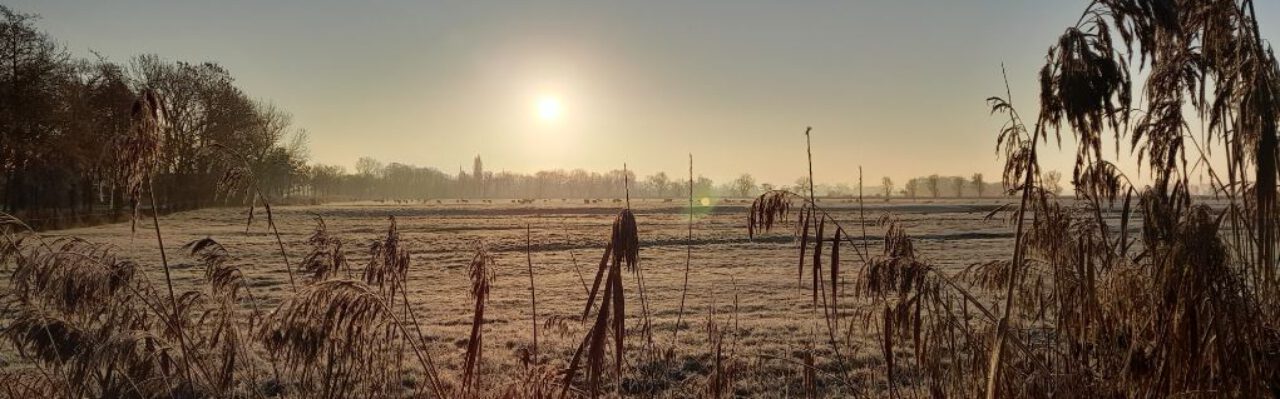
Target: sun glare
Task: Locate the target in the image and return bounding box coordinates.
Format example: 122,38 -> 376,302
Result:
536,96 -> 563,121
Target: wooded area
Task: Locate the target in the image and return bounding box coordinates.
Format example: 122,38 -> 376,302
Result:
0,6 -> 308,227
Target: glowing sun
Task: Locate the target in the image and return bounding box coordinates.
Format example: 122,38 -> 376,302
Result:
536,96 -> 563,121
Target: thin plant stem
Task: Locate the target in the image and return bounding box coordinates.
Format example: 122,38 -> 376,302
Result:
527,223 -> 539,364
985,64 -> 1038,399
673,153 -> 694,347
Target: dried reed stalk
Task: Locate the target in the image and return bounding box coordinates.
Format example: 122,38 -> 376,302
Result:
673,154 -> 694,347
526,224 -> 539,365
562,209 -> 639,398
463,243 -> 495,392
211,143 -> 298,292
985,63 -> 1041,399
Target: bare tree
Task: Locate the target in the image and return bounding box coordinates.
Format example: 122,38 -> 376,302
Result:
731,174 -> 756,198
926,174 -> 941,198
881,176 -> 894,198
951,176 -> 965,197
645,172 -> 671,197
1044,170 -> 1063,196
355,156 -> 384,177
472,155 -> 485,197
792,176 -> 811,194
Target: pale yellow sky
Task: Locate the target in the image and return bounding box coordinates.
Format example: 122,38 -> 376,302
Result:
14,0 -> 1280,187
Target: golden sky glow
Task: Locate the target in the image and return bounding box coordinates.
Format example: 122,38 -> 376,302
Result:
14,0 -> 1280,186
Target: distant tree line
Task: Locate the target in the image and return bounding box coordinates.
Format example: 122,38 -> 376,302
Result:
309,155 -> 763,201
894,173 -> 1012,199
762,175 -> 1003,200
0,6 -> 309,226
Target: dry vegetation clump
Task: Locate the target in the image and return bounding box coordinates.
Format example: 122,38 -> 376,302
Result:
795,1 -> 1280,397
299,215 -> 349,281
1,219 -> 256,398
728,2 -> 1280,397
260,279 -> 411,397
701,279 -> 744,399
973,1 -> 1280,397
560,209 -> 641,398
114,89 -> 166,233
0,185 -> 663,397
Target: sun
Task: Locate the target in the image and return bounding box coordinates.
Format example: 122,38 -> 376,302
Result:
536,96 -> 563,121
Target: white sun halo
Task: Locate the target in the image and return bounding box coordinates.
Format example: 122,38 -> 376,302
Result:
536,96 -> 563,121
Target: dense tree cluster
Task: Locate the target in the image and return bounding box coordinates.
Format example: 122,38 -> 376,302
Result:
899,173 -> 1007,199
0,6 -> 308,226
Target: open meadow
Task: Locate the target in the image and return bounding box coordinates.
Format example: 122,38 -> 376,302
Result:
7,198 -> 1030,396
5,1 -> 1280,397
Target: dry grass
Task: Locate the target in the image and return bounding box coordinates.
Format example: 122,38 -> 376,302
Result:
3,2 -> 1280,398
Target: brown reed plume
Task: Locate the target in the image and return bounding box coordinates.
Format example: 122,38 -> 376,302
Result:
984,62 -> 1046,399
367,215 -> 448,397
365,216 -> 409,300
0,225 -> 227,398
365,217 -> 409,391
746,129 -> 1056,397
211,143 -> 299,293
252,216 -> 446,397
974,2 -> 1280,397
114,89 -> 166,234
112,91 -> 196,372
463,242 -> 495,393
616,167 -> 655,353
300,214 -> 349,282
181,237 -> 281,394
746,129 -> 866,360
562,208 -> 639,398
259,278 -> 435,397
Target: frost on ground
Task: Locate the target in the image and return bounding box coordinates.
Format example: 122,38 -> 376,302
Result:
8,198 -> 1068,395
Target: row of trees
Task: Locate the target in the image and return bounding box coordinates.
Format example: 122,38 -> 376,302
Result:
771,173 -> 1026,199
308,155 -> 766,200
308,158 -> 1051,202
884,172 -> 1041,199
0,6 -> 310,225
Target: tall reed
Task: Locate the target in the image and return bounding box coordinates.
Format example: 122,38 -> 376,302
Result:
562,209 -> 640,398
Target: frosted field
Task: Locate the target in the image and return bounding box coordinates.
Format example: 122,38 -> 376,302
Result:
27,197 -> 1084,395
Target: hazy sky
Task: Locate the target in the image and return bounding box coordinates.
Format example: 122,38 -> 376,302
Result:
12,1 -> 1280,187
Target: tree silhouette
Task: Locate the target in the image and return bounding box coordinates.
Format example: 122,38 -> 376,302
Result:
972,173 -> 985,198
731,174 -> 756,198
0,6 -> 311,225
1044,170 -> 1063,196
951,176 -> 965,197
